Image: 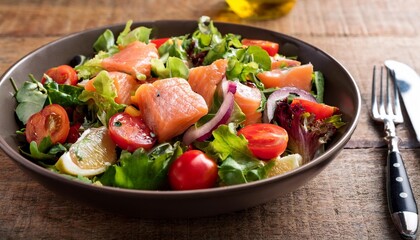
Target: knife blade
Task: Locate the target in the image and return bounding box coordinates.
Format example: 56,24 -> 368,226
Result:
385,60 -> 420,143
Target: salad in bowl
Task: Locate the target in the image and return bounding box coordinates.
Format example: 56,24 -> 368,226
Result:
11,16 -> 345,191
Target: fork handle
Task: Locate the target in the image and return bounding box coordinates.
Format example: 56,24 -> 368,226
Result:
387,151 -> 418,239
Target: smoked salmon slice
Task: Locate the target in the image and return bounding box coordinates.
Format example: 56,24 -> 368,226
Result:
234,81 -> 262,126
85,71 -> 139,105
257,63 -> 313,92
101,41 -> 159,80
188,59 -> 228,108
131,78 -> 208,142
270,57 -> 301,70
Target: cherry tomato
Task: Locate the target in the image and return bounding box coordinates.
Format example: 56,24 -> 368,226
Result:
25,104 -> 70,145
108,112 -> 156,152
150,38 -> 170,49
168,150 -> 218,190
291,98 -> 338,120
41,65 -> 78,85
242,39 -> 279,57
238,123 -> 288,160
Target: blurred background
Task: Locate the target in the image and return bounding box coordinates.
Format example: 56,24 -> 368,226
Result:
1,0 -> 420,239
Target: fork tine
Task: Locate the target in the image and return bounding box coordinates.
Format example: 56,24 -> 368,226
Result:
388,68 -> 404,122
378,66 -> 386,116
385,66 -> 394,115
371,66 -> 380,118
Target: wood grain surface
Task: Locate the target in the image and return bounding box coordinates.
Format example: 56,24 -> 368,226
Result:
1,0 -> 420,239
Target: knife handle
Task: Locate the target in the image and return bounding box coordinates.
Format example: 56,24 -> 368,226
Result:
387,151 -> 418,238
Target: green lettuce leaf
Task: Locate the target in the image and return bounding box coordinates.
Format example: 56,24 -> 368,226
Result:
43,77 -> 84,107
99,142 -> 183,190
151,57 -> 189,79
198,124 -> 271,186
78,71 -> 125,126
93,29 -> 118,53
116,20 -> 151,47
75,51 -> 110,80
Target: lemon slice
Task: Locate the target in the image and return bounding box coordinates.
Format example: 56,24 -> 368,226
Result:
55,126 -> 117,177
266,154 -> 302,178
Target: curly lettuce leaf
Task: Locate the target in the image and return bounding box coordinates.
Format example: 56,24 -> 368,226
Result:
99,142 -> 183,190
75,51 -> 110,80
274,101 -> 345,164
78,71 -> 125,126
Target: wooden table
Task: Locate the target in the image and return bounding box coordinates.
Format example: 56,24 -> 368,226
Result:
1,0 -> 420,239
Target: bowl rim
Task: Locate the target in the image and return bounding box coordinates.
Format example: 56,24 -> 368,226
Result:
0,19 -> 362,197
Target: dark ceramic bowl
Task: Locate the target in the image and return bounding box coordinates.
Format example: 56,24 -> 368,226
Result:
0,20 -> 361,218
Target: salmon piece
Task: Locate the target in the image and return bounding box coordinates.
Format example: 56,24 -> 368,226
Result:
234,82 -> 262,125
131,78 -> 208,142
101,41 -> 158,80
188,59 -> 228,108
271,57 -> 301,70
85,71 -> 139,105
257,63 -> 313,92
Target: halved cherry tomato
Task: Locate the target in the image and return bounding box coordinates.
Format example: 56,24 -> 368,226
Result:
238,123 -> 288,160
41,65 -> 78,85
291,98 -> 338,120
242,39 -> 279,57
25,104 -> 70,145
168,150 -> 218,190
150,38 -> 170,49
108,112 -> 156,152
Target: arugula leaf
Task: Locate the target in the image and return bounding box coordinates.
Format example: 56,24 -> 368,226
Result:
226,46 -> 271,90
202,38 -> 228,66
193,16 -> 221,49
13,75 -> 48,124
116,20 -> 152,47
187,16 -> 243,67
158,37 -> 188,62
19,137 -> 67,163
78,71 -> 125,126
198,124 -> 270,186
99,142 -> 183,190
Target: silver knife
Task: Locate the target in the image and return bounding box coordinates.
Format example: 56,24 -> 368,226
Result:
385,60 -> 420,143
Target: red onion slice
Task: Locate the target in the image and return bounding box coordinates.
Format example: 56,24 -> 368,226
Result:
263,87 -> 317,123
182,81 -> 237,145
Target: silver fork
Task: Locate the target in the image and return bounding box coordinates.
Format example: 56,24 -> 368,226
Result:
371,65 -> 418,239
